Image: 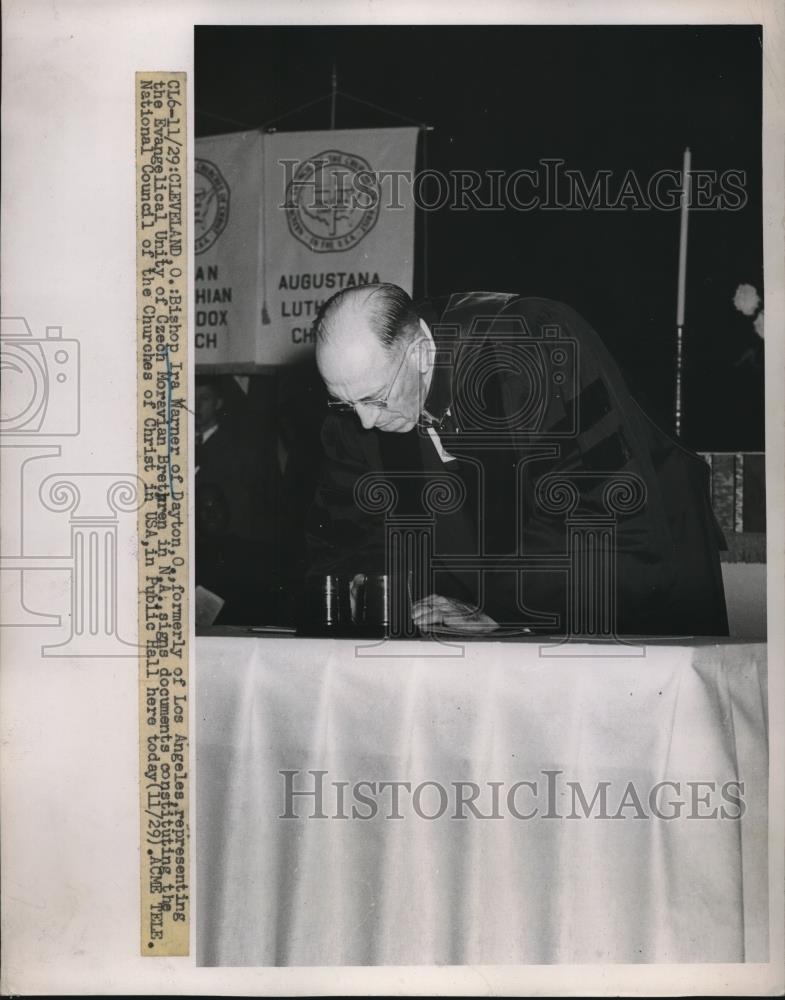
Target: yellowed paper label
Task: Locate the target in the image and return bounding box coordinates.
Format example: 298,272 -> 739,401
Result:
135,71 -> 189,956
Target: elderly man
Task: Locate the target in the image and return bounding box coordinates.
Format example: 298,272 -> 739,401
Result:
306,283 -> 728,636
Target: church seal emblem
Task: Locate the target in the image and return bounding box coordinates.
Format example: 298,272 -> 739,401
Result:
285,149 -> 380,254
195,159 -> 230,255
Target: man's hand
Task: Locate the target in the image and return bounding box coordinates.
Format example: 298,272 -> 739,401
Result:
412,594 -> 498,633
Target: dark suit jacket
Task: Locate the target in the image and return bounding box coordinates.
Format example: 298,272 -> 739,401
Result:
306,293 -> 728,636
196,422 -> 268,542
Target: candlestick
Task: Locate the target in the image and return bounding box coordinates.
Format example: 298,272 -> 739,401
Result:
674,147 -> 691,437
675,325 -> 684,437
676,146 -> 691,327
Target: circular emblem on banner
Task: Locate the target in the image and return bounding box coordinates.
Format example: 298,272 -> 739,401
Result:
195,158 -> 230,255
285,150 -> 380,254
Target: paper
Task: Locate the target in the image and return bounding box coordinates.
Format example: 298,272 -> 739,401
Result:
1,4 -> 783,997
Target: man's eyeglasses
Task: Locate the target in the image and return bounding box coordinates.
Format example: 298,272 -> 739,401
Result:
326,340 -> 413,413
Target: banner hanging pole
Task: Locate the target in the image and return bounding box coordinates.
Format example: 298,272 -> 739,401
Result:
330,63 -> 337,129
258,84 -> 434,134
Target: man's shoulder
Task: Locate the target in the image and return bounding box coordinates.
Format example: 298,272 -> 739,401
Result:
423,292 -> 582,333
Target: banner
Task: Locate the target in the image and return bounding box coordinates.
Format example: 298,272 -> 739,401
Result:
195,127 -> 419,366
195,130 -> 262,366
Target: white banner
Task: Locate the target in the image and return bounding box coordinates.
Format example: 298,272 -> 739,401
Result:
195,130 -> 262,366
195,127 -> 419,366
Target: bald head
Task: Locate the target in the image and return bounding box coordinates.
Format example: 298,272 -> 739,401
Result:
316,283 -> 419,350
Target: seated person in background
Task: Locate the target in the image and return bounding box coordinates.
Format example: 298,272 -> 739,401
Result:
276,367 -> 329,622
195,482 -> 282,626
195,376 -> 284,626
195,375 -> 273,544
306,283 -> 728,637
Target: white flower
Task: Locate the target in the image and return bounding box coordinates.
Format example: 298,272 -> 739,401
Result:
733,283 -> 761,316
754,311 -> 764,339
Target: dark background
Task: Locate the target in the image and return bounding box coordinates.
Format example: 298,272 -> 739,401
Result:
194,25 -> 764,626
196,24 -> 764,450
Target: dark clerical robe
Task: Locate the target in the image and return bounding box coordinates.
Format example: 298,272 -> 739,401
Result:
306,293 -> 728,636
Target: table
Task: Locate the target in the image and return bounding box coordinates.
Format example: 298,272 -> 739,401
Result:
196,635 -> 768,966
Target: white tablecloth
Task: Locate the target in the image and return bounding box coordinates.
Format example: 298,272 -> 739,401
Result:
196,636 -> 768,966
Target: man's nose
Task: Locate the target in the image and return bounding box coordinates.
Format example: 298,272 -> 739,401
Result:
355,403 -> 378,430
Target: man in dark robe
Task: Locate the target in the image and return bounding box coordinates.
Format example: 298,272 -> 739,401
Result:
306,283 -> 728,637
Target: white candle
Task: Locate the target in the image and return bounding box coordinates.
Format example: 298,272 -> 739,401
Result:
676,146 -> 691,327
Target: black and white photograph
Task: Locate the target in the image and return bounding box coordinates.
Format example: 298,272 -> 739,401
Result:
1,3 -> 782,996
194,23 -> 769,968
